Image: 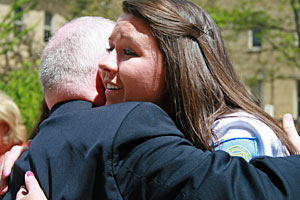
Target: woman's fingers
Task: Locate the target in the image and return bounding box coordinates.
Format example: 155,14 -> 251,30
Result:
1,145 -> 28,178
282,113 -> 300,154
0,145 -> 29,197
16,171 -> 47,200
16,185 -> 28,200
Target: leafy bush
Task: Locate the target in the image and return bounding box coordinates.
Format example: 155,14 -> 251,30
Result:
0,61 -> 43,138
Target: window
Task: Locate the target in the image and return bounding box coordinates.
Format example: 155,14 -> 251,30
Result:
44,11 -> 52,42
248,28 -> 262,51
14,7 -> 23,34
250,80 -> 264,107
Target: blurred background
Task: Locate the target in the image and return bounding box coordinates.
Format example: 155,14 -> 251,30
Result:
1,0 -> 300,137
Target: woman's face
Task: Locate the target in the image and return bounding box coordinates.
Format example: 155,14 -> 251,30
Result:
99,13 -> 167,107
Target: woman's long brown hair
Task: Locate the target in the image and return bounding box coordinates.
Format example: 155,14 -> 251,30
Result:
123,0 -> 298,154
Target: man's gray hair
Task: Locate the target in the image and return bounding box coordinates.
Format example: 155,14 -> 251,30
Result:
39,16 -> 115,93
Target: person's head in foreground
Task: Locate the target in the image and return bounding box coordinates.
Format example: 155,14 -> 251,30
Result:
99,0 -> 298,154
0,91 -> 26,160
39,16 -> 115,110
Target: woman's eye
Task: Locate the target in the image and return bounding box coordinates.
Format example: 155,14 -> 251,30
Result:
106,47 -> 114,52
123,48 -> 138,56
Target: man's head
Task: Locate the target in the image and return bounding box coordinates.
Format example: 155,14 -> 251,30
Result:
39,16 -> 115,109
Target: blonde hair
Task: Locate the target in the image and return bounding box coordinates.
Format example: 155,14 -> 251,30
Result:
0,91 -> 26,145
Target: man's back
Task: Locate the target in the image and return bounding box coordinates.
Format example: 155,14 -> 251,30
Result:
6,101 -> 162,199
4,101 -> 300,199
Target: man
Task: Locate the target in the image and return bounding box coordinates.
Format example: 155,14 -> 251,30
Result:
2,16 -> 300,199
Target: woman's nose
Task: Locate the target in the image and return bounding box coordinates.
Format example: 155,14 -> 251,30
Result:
99,50 -> 118,73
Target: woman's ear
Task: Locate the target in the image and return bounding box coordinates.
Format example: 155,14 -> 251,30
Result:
0,122 -> 9,135
0,122 -> 9,145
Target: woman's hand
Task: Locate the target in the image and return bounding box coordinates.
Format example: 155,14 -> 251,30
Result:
0,141 -> 31,196
16,171 -> 47,200
282,113 -> 300,154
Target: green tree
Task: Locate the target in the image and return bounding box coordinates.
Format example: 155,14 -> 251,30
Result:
0,0 -> 39,71
0,0 -> 43,137
191,0 -> 300,105
65,0 -> 122,21
207,0 -> 300,69
0,61 -> 42,135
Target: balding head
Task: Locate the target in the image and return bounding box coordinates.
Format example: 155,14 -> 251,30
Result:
39,16 -> 115,109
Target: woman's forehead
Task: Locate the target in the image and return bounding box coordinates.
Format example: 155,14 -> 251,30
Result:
110,13 -> 153,43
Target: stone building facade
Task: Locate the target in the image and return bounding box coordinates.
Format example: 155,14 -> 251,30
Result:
210,0 -> 300,122
0,0 -> 66,72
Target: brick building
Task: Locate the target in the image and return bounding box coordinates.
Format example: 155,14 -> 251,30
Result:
208,0 -> 300,122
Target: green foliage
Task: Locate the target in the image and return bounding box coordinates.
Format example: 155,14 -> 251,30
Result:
0,0 -> 38,55
0,0 -> 42,137
196,0 -> 300,95
0,62 -> 43,137
207,0 -> 300,69
65,0 -> 122,21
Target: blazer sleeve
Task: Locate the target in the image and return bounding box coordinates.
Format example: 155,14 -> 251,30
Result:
112,102 -> 300,200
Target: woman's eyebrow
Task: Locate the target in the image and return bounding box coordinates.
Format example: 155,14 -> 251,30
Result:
120,34 -> 141,48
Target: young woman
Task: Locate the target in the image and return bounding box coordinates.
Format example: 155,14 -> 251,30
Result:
99,0 -> 298,160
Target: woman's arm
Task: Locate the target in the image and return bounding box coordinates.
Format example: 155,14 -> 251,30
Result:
1,113 -> 300,198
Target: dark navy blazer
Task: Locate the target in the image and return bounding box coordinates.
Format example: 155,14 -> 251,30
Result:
3,101 -> 300,199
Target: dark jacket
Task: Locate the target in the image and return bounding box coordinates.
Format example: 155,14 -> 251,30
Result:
3,101 -> 300,199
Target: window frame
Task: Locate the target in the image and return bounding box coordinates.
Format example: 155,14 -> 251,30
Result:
44,11 -> 53,42
248,28 -> 262,52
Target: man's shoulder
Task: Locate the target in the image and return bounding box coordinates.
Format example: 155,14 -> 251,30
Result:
36,101 -> 174,148
51,100 -> 162,117
49,101 -> 152,120
39,101 -> 166,140
101,101 -> 173,127
112,101 -> 182,148
91,101 -> 167,120
95,101 -> 162,112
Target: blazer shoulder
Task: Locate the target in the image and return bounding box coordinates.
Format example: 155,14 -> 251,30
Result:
111,102 -> 183,163
117,102 -> 178,135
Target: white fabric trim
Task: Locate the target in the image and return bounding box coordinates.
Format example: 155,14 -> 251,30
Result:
213,111 -> 289,157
